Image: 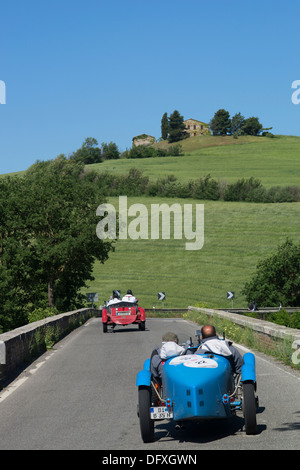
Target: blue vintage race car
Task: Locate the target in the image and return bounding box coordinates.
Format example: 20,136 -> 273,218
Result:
136,333 -> 258,442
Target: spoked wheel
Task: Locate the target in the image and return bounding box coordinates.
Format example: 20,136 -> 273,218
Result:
242,382 -> 257,435
138,386 -> 154,443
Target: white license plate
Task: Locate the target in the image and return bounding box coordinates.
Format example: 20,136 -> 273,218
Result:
116,311 -> 131,315
150,406 -> 173,419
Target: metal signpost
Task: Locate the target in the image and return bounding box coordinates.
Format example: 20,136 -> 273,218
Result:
86,292 -> 98,308
158,292 -> 166,308
227,291 -> 235,308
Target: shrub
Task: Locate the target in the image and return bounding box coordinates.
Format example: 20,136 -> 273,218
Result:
267,185 -> 300,203
28,307 -> 58,323
269,310 -> 300,329
126,145 -> 158,159
94,169 -> 300,204
168,144 -> 184,156
147,175 -> 179,197
188,174 -> 219,200
223,177 -> 264,201
125,143 -> 184,159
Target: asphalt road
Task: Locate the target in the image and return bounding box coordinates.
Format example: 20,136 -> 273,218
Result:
0,317 -> 299,450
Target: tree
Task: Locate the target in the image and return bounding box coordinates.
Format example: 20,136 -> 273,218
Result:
0,158 -> 114,331
161,112 -> 169,140
230,112 -> 245,137
101,141 -> 120,160
26,157 -> 113,310
70,137 -> 102,164
242,239 -> 300,307
0,176 -> 39,331
209,109 -> 231,135
242,117 -> 263,136
168,110 -> 188,143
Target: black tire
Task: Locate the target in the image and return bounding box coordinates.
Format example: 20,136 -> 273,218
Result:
243,382 -> 257,435
139,321 -> 145,331
138,386 -> 154,443
102,322 -> 107,333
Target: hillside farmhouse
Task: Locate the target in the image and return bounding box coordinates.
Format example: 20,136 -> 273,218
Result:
184,118 -> 210,137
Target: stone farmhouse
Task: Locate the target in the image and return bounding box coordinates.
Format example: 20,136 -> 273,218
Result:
184,118 -> 210,137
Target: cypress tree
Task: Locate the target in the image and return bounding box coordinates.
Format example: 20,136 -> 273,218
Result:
161,112 -> 169,140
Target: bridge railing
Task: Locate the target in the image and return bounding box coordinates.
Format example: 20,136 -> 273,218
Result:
187,306 -> 300,361
0,308 -> 99,387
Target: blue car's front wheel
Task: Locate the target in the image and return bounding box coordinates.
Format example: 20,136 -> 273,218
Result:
138,386 -> 154,443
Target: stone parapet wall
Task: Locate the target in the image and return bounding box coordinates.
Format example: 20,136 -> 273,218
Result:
0,308 -> 99,386
188,306 -> 300,347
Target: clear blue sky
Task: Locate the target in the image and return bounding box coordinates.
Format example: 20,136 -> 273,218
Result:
1,0 -> 300,174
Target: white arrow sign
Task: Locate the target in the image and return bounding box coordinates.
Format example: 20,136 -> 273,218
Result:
158,292 -> 166,301
227,291 -> 234,299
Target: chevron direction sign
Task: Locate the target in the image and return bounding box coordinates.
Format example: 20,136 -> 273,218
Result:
113,290 -> 121,299
227,291 -> 235,307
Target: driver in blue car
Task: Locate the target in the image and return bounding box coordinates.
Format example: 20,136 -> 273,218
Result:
196,325 -> 244,374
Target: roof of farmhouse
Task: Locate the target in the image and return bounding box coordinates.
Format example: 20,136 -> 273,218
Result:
184,118 -> 209,125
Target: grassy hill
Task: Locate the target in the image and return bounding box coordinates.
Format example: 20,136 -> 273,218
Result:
2,134 -> 300,310
87,135 -> 300,189
83,135 -> 300,309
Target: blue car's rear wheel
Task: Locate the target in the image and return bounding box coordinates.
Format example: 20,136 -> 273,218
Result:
138,386 -> 154,442
243,382 -> 257,435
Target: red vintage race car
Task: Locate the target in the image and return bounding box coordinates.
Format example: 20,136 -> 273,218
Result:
102,301 -> 146,332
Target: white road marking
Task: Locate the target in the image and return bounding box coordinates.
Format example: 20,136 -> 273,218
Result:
0,350 -> 56,402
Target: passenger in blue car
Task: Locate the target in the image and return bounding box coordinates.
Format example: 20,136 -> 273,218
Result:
196,325 -> 244,374
150,332 -> 186,380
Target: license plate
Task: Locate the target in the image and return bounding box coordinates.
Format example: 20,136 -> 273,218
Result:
150,406 -> 173,419
116,311 -> 131,315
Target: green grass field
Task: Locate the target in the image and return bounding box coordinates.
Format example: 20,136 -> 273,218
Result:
88,135 -> 300,188
87,196 -> 300,309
